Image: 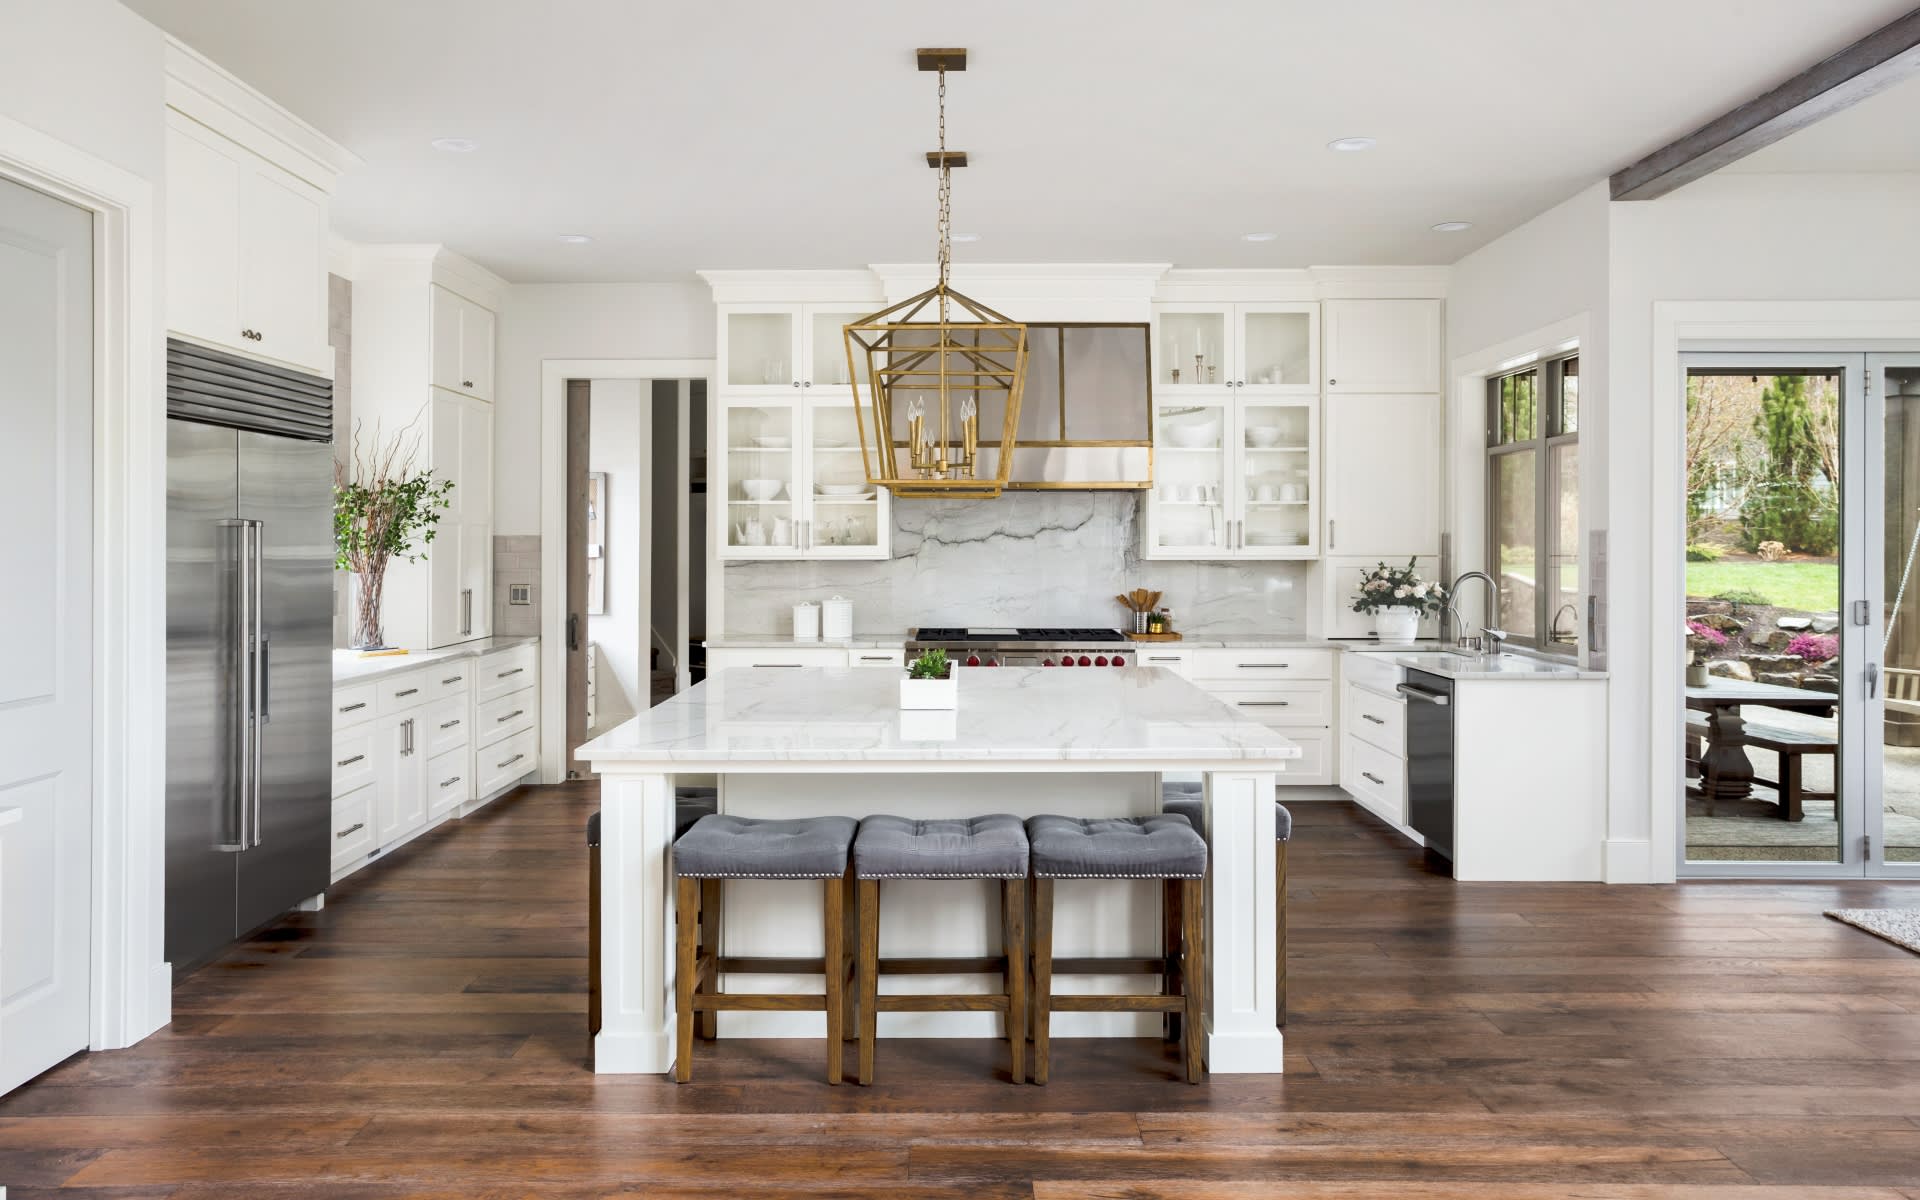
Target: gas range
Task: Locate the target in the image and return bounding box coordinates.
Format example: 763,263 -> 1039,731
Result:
907,626 -> 1135,669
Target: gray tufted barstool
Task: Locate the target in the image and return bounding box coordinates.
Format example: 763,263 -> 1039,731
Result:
1024,814 -> 1209,1085
671,814 -> 858,1084
852,814 -> 1031,1085
1163,786 -> 1293,1028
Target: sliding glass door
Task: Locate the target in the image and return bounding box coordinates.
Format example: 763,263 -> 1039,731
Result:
1680,352 -> 1920,877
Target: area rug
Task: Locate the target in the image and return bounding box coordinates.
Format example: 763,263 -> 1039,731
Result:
1825,907 -> 1920,955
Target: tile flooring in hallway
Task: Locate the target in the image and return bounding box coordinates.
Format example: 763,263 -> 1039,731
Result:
1,783 -> 1919,1197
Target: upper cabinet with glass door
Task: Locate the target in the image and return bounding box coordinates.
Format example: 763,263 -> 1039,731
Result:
717,398 -> 804,558
1151,302 -> 1319,394
721,303 -> 876,396
803,395 -> 889,559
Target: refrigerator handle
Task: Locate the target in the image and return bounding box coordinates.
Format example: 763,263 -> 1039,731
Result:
249,519 -> 265,848
218,518 -> 250,852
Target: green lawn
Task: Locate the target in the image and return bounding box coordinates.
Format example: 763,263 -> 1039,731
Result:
1685,560 -> 1838,611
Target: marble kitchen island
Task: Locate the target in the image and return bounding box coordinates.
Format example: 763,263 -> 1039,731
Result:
578,665 -> 1299,1076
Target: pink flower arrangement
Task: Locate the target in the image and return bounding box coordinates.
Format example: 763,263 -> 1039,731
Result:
1785,632 -> 1838,663
1685,620 -> 1729,648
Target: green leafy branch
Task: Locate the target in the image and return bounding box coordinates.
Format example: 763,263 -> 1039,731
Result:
333,419 -> 455,574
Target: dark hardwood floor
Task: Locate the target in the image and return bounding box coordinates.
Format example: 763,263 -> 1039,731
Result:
4,782 -> 1919,1197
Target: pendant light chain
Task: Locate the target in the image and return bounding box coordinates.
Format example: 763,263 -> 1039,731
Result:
936,64 -> 951,319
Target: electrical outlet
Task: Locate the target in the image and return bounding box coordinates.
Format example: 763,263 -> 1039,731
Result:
508,584 -> 532,606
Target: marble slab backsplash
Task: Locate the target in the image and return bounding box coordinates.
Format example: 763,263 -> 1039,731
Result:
722,492 -> 1316,637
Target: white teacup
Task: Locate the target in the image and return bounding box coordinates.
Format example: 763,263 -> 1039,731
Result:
1255,484 -> 1280,502
1280,483 -> 1305,502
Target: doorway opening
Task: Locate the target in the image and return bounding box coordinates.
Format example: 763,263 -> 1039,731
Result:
563,377 -> 708,778
1680,352 -> 1920,876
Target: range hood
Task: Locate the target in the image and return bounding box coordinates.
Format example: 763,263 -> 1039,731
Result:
976,321 -> 1152,491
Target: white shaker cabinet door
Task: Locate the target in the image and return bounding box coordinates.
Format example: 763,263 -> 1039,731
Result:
1323,393 -> 1441,560
236,162 -> 329,375
1323,299 -> 1441,394
164,120 -> 243,350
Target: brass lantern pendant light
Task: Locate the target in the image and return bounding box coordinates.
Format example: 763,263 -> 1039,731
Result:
843,48 -> 1029,499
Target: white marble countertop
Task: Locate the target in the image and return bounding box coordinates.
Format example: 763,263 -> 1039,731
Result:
578,666 -> 1302,767
333,636 -> 538,684
708,633 -> 1456,651
705,634 -> 906,650
1396,651 -> 1607,681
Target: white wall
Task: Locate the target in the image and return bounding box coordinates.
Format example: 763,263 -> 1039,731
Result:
587,380 -> 647,728
0,0 -> 166,184
495,282 -> 713,534
1605,171 -> 1920,880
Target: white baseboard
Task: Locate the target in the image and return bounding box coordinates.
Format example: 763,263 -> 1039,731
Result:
1204,1025 -> 1287,1073
592,1029 -> 673,1075
1604,838 -> 1656,883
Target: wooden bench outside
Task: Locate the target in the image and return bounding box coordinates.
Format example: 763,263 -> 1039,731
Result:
1685,711 -> 1835,821
1887,667 -> 1920,717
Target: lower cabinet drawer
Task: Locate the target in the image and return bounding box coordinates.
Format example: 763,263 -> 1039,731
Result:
1211,683 -> 1333,725
1273,729 -> 1331,786
708,647 -> 848,671
331,727 -> 377,797
425,694 -> 471,758
426,745 -> 470,819
333,684 -> 378,732
1344,736 -> 1406,826
1346,683 -> 1406,755
377,670 -> 436,715
477,685 -> 537,748
1193,647 -> 1333,682
848,648 -> 905,669
476,644 -> 538,703
1135,648 -> 1193,676
331,782 -> 376,871
477,728 -> 537,798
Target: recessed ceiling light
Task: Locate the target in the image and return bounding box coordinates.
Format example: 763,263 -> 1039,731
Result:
1326,136 -> 1376,152
557,233 -> 592,244
950,233 -> 981,243
1430,220 -> 1473,233
1241,232 -> 1278,242
430,137 -> 479,153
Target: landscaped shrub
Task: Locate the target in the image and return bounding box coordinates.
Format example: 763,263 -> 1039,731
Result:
1785,632 -> 1838,662
1740,481 -> 1839,556
1713,589 -> 1770,608
1686,543 -> 1723,562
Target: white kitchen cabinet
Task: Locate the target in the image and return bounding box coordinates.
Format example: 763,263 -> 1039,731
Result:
1144,395 -> 1319,560
706,647 -> 853,671
1339,652 -> 1411,829
1151,302 -> 1318,394
1188,649 -> 1335,787
720,303 -> 873,393
717,395 -> 891,560
389,389 -> 493,649
430,285 -> 497,402
164,114 -> 330,375
1323,299 -> 1442,394
1323,393 -> 1441,560
330,642 -> 536,883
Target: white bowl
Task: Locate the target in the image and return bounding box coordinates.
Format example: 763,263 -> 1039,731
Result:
816,483 -> 868,496
740,479 -> 783,501
1165,421 -> 1220,448
1245,426 -> 1283,448
752,435 -> 791,449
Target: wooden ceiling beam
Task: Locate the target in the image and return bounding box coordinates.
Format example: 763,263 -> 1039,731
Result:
1610,6 -> 1920,201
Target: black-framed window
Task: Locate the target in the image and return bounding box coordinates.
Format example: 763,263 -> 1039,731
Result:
1487,355 -> 1579,652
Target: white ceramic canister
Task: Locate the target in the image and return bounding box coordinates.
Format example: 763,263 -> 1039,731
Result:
792,602 -> 821,641
822,594 -> 854,641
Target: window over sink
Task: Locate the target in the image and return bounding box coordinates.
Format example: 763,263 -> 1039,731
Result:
1487,354 -> 1579,653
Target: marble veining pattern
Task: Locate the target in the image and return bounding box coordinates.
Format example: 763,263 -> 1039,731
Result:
577,666 -> 1302,765
723,492 -> 1313,636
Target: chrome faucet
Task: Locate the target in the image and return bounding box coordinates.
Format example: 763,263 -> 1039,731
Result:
1445,571 -> 1510,656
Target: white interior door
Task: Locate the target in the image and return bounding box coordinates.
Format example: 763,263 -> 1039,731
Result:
0,176 -> 94,1092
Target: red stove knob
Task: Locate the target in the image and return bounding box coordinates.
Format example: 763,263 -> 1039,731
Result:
1042,658 -> 1055,667
1094,655 -> 1109,666
966,654 -> 981,667
1077,655 -> 1093,667
1059,656 -> 1074,667
1112,657 -> 1126,667
987,657 -> 1000,666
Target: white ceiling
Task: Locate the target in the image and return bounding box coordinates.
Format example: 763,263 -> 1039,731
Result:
1726,71 -> 1920,174
121,0 -> 1917,283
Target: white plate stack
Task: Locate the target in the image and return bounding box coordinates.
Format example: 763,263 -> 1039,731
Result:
792,602 -> 821,641
823,595 -> 854,641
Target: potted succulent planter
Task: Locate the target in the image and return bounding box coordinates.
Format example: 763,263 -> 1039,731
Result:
1350,558 -> 1448,644
900,648 -> 958,710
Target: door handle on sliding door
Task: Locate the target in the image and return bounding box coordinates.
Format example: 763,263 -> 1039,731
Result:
1866,662 -> 1880,699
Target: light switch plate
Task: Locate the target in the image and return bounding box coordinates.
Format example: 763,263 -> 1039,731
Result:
508,584 -> 532,606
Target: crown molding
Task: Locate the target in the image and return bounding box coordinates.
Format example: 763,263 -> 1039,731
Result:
163,36 -> 360,191
696,269 -> 884,306
352,244 -> 510,310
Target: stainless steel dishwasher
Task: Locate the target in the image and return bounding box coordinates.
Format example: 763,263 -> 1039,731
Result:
1398,668 -> 1455,864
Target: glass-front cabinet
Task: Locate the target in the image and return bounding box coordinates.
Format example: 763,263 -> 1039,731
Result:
1151,302 -> 1318,393
720,303 -> 875,393
716,395 -> 890,560
1144,394 -> 1319,560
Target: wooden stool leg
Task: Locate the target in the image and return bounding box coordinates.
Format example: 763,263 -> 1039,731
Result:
843,872 -> 860,1042
1030,878 -> 1054,1086
823,871 -> 846,1086
1002,878 -> 1026,1085
857,879 -> 880,1086
673,877 -> 699,1083
1275,841 -> 1288,1028
1162,878 -> 1183,1043
698,879 -> 722,1040
1181,877 -> 1205,1084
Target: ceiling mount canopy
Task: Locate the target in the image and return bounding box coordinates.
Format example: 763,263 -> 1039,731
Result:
843,47 -> 1029,500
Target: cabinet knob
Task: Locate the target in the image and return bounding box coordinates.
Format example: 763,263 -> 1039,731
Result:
1329,378 -> 1337,385
792,380 -> 801,388
463,379 -> 474,388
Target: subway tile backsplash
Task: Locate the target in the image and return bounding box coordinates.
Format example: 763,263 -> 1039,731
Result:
494,534 -> 541,637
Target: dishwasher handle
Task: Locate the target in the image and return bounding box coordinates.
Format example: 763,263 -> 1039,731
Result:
1396,682 -> 1450,707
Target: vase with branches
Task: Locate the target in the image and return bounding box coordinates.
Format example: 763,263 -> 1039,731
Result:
334,424 -> 454,649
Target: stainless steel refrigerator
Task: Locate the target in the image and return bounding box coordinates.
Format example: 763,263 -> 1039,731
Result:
165,341 -> 334,975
